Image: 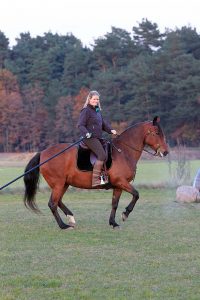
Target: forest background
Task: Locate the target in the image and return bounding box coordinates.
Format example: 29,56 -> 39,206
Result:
0,18 -> 200,152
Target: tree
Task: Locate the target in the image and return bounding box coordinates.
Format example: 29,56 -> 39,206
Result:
62,44 -> 91,95
92,69 -> 129,123
28,50 -> 51,88
1,25 -> 200,149
167,55 -> 200,145
72,87 -> 89,126
0,31 -> 9,68
0,69 -> 23,151
177,26 -> 200,59
123,54 -> 157,123
54,88 -> 89,142
7,33 -> 33,86
132,18 -> 165,53
54,95 -> 75,142
21,84 -> 48,151
93,27 -> 136,71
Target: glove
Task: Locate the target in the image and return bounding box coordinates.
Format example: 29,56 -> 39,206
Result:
111,129 -> 117,135
86,132 -> 92,138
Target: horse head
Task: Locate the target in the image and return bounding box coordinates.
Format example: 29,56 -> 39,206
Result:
144,116 -> 169,157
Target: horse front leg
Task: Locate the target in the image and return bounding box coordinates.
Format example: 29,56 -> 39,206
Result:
109,188 -> 122,228
121,184 -> 139,222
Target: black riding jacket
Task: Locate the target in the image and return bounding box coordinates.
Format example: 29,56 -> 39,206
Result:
77,104 -> 112,138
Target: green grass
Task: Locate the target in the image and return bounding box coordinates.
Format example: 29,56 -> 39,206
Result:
0,167 -> 47,192
0,159 -> 199,192
135,159 -> 199,186
1,189 -> 200,299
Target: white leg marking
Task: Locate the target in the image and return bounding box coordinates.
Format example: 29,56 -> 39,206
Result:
68,215 -> 76,226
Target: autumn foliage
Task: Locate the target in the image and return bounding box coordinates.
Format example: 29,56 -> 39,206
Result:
1,21 -> 200,151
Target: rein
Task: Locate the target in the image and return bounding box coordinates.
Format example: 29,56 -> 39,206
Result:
112,129 -> 160,157
115,140 -> 156,156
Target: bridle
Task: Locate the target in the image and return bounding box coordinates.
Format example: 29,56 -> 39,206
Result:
112,129 -> 163,157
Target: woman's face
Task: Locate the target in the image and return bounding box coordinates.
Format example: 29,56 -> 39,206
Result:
89,95 -> 99,107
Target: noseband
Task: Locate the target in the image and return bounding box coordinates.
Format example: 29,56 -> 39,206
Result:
145,129 -> 163,156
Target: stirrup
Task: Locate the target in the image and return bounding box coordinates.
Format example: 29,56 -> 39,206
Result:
100,175 -> 108,185
100,175 -> 105,185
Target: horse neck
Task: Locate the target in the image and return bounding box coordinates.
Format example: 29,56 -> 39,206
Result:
116,123 -> 145,161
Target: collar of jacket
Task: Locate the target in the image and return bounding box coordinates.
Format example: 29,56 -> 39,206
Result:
87,104 -> 100,112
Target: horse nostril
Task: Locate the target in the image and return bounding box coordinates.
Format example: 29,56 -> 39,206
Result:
163,151 -> 168,156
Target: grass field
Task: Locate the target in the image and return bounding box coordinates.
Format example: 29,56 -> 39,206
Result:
0,157 -> 200,299
0,158 -> 199,192
1,188 -> 200,300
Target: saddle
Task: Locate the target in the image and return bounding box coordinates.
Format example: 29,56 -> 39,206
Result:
77,140 -> 113,171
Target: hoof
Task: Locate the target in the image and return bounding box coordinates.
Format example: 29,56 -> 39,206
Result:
121,212 -> 128,222
113,225 -> 120,230
67,226 -> 74,230
110,223 -> 120,229
60,224 -> 74,230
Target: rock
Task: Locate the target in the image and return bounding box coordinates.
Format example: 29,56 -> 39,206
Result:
176,185 -> 200,203
193,169 -> 200,190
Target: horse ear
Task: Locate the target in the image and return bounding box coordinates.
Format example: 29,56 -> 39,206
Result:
153,116 -> 160,125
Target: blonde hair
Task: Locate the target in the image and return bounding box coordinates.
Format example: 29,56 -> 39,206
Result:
83,90 -> 102,110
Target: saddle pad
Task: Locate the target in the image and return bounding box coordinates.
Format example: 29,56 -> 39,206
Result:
77,144 -> 112,171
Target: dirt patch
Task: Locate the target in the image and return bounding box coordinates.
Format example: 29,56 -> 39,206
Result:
0,153 -> 36,167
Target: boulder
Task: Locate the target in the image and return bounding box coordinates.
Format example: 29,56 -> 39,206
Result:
176,185 -> 200,203
193,169 -> 200,190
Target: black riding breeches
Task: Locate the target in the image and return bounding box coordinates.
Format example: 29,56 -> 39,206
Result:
83,138 -> 106,161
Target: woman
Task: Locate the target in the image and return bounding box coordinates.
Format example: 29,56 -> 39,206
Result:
77,90 -> 117,187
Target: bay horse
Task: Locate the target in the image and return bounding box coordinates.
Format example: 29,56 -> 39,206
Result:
23,116 -> 169,229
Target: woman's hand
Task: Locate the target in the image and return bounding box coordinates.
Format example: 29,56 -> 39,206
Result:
111,129 -> 117,135
86,132 -> 92,138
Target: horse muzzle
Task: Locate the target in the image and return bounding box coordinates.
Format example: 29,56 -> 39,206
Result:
155,147 -> 169,157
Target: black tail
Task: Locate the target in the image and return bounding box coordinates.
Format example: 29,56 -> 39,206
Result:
23,152 -> 41,213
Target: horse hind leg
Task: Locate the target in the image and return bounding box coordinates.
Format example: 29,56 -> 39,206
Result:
58,196 -> 76,227
48,187 -> 73,230
59,203 -> 76,227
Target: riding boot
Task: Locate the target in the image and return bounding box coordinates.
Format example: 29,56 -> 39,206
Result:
92,160 -> 108,187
